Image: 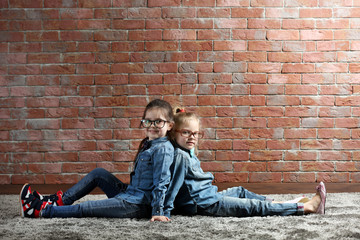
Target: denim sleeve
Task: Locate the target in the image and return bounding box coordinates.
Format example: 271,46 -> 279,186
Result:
163,153 -> 188,218
151,144 -> 174,217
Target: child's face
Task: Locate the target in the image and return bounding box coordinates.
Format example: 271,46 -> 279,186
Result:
175,118 -> 200,150
144,108 -> 173,140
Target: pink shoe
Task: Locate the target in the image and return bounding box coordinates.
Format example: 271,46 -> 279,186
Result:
315,182 -> 326,214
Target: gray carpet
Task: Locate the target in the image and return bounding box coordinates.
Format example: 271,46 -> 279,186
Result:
1,193 -> 360,240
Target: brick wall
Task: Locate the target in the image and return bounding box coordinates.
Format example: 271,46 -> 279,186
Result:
1,0 -> 360,185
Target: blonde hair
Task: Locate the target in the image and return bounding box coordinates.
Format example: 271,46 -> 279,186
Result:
170,108 -> 201,142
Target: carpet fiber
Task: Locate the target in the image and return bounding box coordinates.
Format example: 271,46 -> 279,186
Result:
1,192 -> 360,240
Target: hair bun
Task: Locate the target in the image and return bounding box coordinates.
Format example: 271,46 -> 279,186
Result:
176,108 -> 185,113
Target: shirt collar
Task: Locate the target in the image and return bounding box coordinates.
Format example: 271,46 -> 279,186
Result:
172,141 -> 195,158
143,136 -> 169,150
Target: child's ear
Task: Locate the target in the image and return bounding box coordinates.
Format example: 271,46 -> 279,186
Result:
168,122 -> 174,131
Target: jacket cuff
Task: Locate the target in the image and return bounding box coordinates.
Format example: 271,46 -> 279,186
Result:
152,208 -> 164,216
163,211 -> 171,218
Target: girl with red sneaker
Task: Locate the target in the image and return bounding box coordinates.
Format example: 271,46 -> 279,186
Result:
20,99 -> 175,222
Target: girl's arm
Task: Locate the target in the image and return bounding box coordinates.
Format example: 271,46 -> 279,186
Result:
150,144 -> 174,219
162,151 -> 188,218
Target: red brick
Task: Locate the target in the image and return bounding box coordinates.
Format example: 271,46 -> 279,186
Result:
285,107 -> 317,117
248,19 -> 281,29
251,129 -> 284,139
284,151 -> 317,161
301,118 -> 334,128
112,63 -> 144,73
12,175 -> 45,185
251,107 -> 283,117
217,106 -> 250,117
214,172 -> 248,183
0,175 -> 11,184
198,8 -> 230,18
201,117 -> 232,128
267,140 -> 300,150
78,0 -> 111,8
79,151 -> 113,162
62,162 -> 97,173
231,7 -> 263,17
114,129 -> 145,140
284,129 -> 317,139
300,8 -> 332,18
249,172 -> 282,183
45,152 -> 78,162
113,0 -> 146,7
282,19 -> 315,29
233,139 -> 266,150
146,19 -> 179,29
234,162 -> 266,172
62,119 -> 94,129
202,162 -> 232,172
45,174 -> 79,184
181,41 -> 212,51
199,140 -> 232,150
198,96 -> 231,106
250,151 -> 283,161
301,140 -> 333,150
198,73 -> 232,84
97,162 -> 131,172
282,63 -> 315,73
234,118 -> 267,128
267,30 -> 299,40
9,0 -> 42,8
29,141 -> 62,152
336,96 -> 360,106
302,96 -> 335,106
217,129 -> 248,139
234,52 -> 266,62
216,151 -> 249,161
248,63 -> 282,73
337,162 -> 360,172
233,96 -> 266,106
148,0 -> 181,7
28,163 -> 61,174
268,74 -> 301,84
318,172 -> 350,183
268,162 -> 300,172
63,141 -> 96,151
0,163 -> 27,174
283,173 -> 316,183
214,41 -> 246,51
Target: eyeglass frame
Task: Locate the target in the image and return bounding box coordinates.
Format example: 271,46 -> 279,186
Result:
140,119 -> 170,129
175,129 -> 204,139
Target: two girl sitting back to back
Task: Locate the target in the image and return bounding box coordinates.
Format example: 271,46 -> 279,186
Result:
20,100 -> 326,221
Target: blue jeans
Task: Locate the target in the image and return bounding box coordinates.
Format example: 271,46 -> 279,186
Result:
198,189 -> 304,217
41,168 -> 151,218
218,186 -> 272,201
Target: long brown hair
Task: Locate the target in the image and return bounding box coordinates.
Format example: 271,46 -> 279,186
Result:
134,99 -> 174,161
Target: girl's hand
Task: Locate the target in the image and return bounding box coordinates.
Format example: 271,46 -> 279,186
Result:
150,215 -> 171,222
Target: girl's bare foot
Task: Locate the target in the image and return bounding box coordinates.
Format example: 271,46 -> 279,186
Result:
304,182 -> 326,214
304,191 -> 321,213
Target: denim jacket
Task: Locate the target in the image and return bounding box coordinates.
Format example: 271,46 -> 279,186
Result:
163,144 -> 222,218
118,137 -> 174,216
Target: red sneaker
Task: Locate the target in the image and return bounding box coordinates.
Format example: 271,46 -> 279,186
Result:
33,190 -> 64,206
20,183 -> 49,218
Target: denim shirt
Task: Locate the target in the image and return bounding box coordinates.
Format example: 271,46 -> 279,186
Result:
163,145 -> 222,218
118,137 -> 174,216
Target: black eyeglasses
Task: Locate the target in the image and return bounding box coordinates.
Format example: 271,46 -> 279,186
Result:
175,129 -> 204,139
141,119 -> 169,129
